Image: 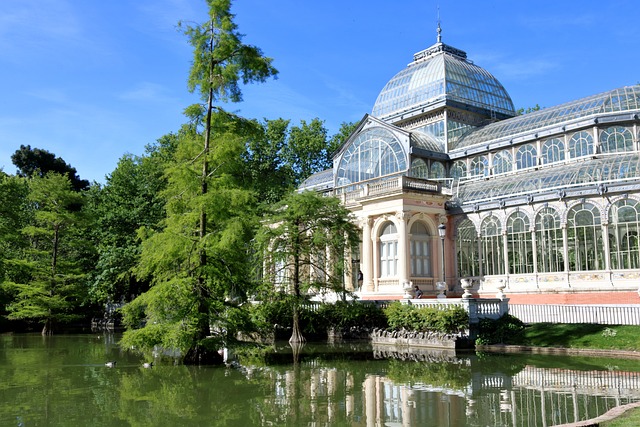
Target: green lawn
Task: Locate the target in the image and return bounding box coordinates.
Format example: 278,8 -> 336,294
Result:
519,323 -> 640,352
601,407 -> 640,426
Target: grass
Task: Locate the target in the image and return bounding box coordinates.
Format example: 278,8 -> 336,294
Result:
518,323 -> 640,352
601,407 -> 640,426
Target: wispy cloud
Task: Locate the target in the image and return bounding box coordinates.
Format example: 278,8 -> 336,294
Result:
119,82 -> 172,102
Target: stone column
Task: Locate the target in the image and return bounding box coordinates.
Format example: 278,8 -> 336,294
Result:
396,211 -> 410,288
361,217 -> 374,292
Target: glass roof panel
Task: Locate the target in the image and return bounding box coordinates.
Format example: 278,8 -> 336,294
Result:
454,153 -> 640,204
454,86 -> 640,150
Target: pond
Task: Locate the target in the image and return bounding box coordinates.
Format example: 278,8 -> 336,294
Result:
1,333 -> 639,426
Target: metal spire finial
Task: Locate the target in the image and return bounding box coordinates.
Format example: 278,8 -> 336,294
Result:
436,4 -> 442,43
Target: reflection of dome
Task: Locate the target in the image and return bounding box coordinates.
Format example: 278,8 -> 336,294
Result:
372,41 -> 515,123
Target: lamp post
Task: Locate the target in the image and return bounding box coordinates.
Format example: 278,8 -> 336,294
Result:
437,223 -> 446,299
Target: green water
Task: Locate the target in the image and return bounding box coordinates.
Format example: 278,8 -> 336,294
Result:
2,334 -> 640,426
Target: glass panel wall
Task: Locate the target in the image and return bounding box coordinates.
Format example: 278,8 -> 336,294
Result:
481,215 -> 505,275
516,144 -> 537,170
507,211 -> 533,274
492,150 -> 512,175
430,161 -> 445,179
456,219 -> 479,277
535,207 -> 564,273
609,199 -> 640,269
600,126 -> 633,153
410,158 -> 428,178
569,131 -> 594,159
567,203 -> 604,271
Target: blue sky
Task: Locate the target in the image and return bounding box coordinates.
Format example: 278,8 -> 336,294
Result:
1,0 -> 638,183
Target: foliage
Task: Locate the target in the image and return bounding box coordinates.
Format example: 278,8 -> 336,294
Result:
4,173 -> 91,334
384,302 -> 469,334
317,301 -> 387,330
11,144 -> 89,191
515,104 -> 542,115
256,190 -> 361,342
86,136 -> 175,305
475,314 -> 526,345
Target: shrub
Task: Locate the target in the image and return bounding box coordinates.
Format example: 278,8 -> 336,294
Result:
384,302 -> 469,334
317,301 -> 387,330
476,314 -> 525,345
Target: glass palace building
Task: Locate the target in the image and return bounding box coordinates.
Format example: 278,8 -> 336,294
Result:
300,30 -> 640,304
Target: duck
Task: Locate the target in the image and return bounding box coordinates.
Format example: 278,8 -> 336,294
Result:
142,362 -> 153,369
105,361 -> 116,368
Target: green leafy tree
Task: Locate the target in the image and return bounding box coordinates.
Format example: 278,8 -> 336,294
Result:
121,0 -> 277,364
5,173 -> 89,334
256,190 -> 361,343
0,173 -> 30,329
11,144 -> 90,191
243,118 -> 294,206
86,135 -> 176,305
286,118 -> 330,186
327,121 -> 357,157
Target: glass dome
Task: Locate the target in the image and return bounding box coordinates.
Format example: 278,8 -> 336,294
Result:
372,42 -> 515,121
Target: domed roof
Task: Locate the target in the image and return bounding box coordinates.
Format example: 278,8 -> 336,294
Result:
372,37 -> 515,122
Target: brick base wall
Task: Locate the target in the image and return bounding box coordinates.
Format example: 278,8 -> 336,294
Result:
482,291 -> 640,305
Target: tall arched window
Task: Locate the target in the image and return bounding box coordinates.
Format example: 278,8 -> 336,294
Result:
470,155 -> 489,177
456,219 -> 479,277
516,144 -> 537,170
609,199 -> 640,269
379,222 -> 398,278
507,211 -> 533,274
541,138 -> 565,165
410,158 -> 428,178
567,203 -> 604,271
600,126 -> 633,153
492,150 -> 512,175
569,131 -> 594,159
430,161 -> 445,179
451,160 -> 467,179
535,207 -> 564,273
410,222 -> 431,277
481,215 -> 505,275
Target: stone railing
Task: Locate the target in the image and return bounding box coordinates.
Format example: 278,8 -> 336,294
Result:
402,298 -> 509,324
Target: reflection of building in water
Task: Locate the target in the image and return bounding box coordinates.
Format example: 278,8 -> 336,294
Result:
246,359 -> 640,426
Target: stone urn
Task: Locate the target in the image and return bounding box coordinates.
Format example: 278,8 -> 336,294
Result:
460,278 -> 473,299
402,281 -> 413,299
436,281 -> 447,299
496,279 -> 506,299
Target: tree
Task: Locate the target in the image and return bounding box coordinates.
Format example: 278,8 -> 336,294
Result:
4,173 -> 89,334
256,191 -> 361,343
86,135 -> 176,305
286,118 -> 330,186
121,0 -> 277,364
11,145 -> 90,191
516,104 -> 542,115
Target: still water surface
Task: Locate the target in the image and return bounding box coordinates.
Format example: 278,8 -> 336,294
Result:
2,333 -> 640,426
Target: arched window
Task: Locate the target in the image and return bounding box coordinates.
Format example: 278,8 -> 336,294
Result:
567,203 -> 604,271
410,222 -> 431,277
481,215 -> 505,275
507,211 -> 533,274
569,131 -> 594,159
516,144 -> 537,170
451,160 -> 467,179
430,161 -> 445,179
379,222 -> 398,278
456,219 -> 479,277
541,138 -> 565,165
535,207 -> 564,273
336,127 -> 406,187
410,158 -> 428,178
609,199 -> 640,269
492,150 -> 512,175
600,126 -> 633,153
470,155 -> 489,177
